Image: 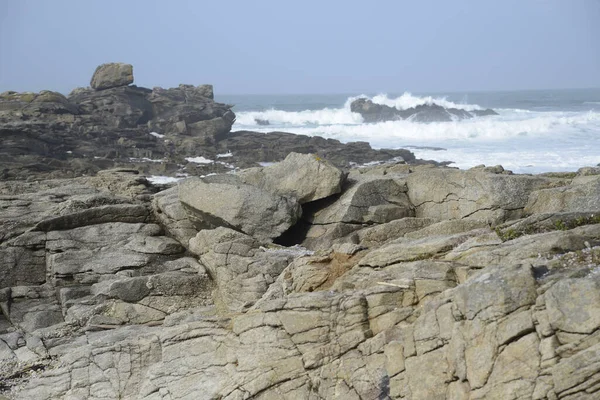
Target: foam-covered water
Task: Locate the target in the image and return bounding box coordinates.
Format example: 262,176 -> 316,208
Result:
219,89 -> 600,173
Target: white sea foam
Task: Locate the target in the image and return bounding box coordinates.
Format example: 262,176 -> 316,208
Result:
237,110 -> 600,144
147,176 -> 181,184
231,92 -> 600,174
235,105 -> 363,126
370,93 -> 482,111
216,151 -> 233,158
185,156 -> 213,164
234,92 -> 486,127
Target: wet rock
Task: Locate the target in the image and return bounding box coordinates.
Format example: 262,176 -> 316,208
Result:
350,98 -> 498,123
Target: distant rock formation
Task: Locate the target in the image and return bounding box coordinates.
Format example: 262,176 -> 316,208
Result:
0,64 -> 419,181
350,97 -> 499,123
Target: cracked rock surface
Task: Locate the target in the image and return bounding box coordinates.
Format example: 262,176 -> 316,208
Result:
2,160 -> 600,400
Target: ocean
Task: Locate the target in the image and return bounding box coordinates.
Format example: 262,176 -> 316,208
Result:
217,89 -> 600,174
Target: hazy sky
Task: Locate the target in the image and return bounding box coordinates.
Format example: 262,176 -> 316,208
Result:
1,0 -> 599,94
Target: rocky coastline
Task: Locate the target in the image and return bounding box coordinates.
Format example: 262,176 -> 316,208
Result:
1,64 -> 600,400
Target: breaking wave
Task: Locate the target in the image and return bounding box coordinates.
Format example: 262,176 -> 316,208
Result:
234,92 -> 483,126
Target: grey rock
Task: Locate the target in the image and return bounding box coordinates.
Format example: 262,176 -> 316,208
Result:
453,263 -> 537,322
350,97 -> 498,123
90,62 -> 134,90
237,152 -> 345,203
359,229 -> 488,268
190,227 -> 296,311
545,275 -> 600,335
152,187 -> 198,247
34,204 -> 149,231
179,175 -> 302,241
406,167 -> 553,224
302,175 -> 414,250
356,217 -> 437,247
525,175 -> 600,214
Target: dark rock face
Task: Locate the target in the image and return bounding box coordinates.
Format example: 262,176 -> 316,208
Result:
216,130 -> 415,168
0,64 -> 419,181
0,64 -> 235,180
350,98 -> 499,123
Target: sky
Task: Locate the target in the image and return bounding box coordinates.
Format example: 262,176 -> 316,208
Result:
1,0 -> 599,95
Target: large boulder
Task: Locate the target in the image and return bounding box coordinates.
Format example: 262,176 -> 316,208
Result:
146,84 -> 233,136
90,63 -> 134,90
179,175 -> 302,241
237,152 -> 345,203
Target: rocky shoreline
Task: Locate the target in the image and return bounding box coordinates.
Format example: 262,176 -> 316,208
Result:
0,63 -> 423,182
1,64 -> 600,400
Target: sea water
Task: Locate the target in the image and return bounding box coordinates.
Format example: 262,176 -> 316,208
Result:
217,89 -> 600,174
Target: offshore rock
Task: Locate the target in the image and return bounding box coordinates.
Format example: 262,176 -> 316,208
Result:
350,97 -> 498,123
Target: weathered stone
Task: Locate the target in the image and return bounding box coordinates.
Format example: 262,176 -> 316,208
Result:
406,167 -> 552,224
545,275 -> 600,335
179,175 -> 301,241
238,152 -> 345,203
356,217 -> 437,247
190,227 -> 296,311
90,62 -> 134,90
359,229 -> 488,267
454,264 -> 537,322
152,187 -> 198,247
525,175 -> 600,214
302,175 -> 414,250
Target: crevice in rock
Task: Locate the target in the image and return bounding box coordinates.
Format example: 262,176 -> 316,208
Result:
274,219 -> 313,247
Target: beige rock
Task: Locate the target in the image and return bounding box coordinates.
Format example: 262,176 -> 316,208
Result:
90,63 -> 134,90
406,167 -> 551,224
238,152 -> 345,203
179,175 -> 301,241
545,276 -> 600,334
525,175 -> 600,214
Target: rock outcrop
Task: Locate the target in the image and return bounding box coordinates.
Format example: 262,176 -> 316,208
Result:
2,67 -> 600,399
350,97 -> 499,123
0,64 -> 420,181
1,159 -> 599,399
